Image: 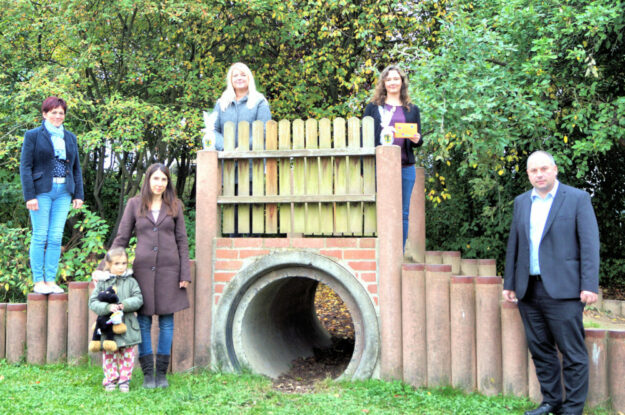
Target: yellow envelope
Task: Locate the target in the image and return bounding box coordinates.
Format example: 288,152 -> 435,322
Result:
394,123 -> 419,138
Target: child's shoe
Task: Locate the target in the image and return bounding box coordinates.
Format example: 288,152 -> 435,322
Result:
119,382 -> 130,393
104,383 -> 116,392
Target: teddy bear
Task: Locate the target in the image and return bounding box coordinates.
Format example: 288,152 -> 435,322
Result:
88,285 -> 127,353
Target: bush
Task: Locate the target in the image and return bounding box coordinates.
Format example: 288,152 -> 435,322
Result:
0,225 -> 31,302
0,206 -> 109,303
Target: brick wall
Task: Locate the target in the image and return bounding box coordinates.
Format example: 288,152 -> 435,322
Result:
212,237 -> 379,307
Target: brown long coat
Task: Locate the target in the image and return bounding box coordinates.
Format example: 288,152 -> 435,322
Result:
108,196 -> 190,315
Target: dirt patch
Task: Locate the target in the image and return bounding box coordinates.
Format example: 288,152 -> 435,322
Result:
584,307 -> 625,330
601,285 -> 625,301
272,283 -> 354,393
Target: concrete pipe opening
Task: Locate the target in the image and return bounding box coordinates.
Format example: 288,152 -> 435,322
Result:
212,251 -> 380,380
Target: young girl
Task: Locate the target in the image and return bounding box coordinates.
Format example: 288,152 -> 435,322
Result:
89,247 -> 143,392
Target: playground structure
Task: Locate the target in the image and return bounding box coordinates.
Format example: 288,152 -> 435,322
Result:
1,117 -> 624,412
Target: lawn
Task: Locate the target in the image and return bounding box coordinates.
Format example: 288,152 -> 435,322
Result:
0,361 -> 614,415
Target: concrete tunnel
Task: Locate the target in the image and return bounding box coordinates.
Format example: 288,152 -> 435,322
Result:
212,251 -> 380,380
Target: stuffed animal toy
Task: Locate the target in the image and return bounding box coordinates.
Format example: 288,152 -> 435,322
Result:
88,285 -> 127,353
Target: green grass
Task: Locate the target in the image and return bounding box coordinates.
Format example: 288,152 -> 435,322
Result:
0,361 -> 614,415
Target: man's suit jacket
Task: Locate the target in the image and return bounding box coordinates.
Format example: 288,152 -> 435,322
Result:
504,183 -> 600,300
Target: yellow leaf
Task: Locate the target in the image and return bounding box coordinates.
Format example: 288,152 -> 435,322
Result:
498,169 -> 504,176
563,135 -> 568,143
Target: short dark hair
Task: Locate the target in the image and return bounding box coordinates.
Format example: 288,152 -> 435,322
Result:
41,96 -> 67,114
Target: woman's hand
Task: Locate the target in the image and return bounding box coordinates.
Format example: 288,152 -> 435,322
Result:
408,133 -> 421,144
72,199 -> 83,209
179,281 -> 189,289
26,199 -> 39,211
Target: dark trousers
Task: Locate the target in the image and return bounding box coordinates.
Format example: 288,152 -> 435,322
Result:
518,279 -> 588,415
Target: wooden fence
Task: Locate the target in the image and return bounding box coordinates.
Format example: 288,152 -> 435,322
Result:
217,117 -> 377,236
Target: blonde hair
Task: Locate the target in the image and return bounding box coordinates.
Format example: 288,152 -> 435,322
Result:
103,247 -> 128,271
217,62 -> 266,111
370,64 -> 412,109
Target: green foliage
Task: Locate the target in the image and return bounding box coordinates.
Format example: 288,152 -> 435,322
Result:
57,206 -> 110,283
0,207 -> 108,303
405,0 -> 625,284
0,225 -> 31,302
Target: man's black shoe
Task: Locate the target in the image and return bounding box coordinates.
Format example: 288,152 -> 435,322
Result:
524,403 -> 561,415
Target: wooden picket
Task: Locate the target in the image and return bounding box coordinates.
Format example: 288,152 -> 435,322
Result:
217,116 -> 377,236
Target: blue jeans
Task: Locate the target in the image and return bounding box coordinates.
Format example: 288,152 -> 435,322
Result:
29,183 -> 72,283
137,314 -> 174,357
401,165 -> 416,250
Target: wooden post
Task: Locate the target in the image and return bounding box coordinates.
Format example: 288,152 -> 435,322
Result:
477,259 -> 496,277
425,264 -> 452,386
405,166 -> 425,262
173,260 -> 196,372
27,293 -> 47,364
68,281 -> 89,364
6,303 -> 27,363
501,301 -> 528,396
88,281 -> 101,365
401,263 -> 426,387
195,149 -> 220,368
47,293 -> 68,363
376,145 -> 403,380
442,251 -> 461,274
608,330 -> 625,413
450,275 -> 476,392
0,303 -> 6,359
425,251 -> 443,265
585,329 -> 608,408
475,276 -> 502,396
460,258 -> 478,277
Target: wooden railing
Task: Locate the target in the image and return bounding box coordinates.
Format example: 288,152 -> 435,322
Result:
217,117 -> 377,236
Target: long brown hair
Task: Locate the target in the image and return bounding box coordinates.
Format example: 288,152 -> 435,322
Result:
370,65 -> 412,109
138,163 -> 181,217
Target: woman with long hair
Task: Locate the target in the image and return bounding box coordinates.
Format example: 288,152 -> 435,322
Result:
364,65 -> 423,251
205,62 -> 271,150
98,163 -> 190,388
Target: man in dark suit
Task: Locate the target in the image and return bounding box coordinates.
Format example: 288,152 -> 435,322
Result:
503,151 -> 599,415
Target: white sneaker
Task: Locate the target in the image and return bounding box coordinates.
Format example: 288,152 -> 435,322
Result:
48,284 -> 65,294
33,284 -> 52,294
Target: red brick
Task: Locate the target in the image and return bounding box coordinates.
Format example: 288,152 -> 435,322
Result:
216,249 -> 238,259
215,260 -> 243,271
263,238 -> 290,248
326,238 -> 358,248
214,283 -> 226,293
367,284 -> 378,294
239,249 -> 270,259
348,261 -> 377,271
359,272 -> 377,283
216,238 -> 232,248
359,238 -> 376,248
290,238 -> 324,249
373,296 -> 379,306
319,249 -> 343,260
343,249 -> 376,260
234,238 -> 263,248
215,295 -> 221,305
214,272 -> 236,282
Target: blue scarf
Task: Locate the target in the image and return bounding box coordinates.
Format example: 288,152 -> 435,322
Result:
44,120 -> 66,160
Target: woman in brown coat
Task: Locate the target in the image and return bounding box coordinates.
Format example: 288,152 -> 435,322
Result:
106,163 -> 190,389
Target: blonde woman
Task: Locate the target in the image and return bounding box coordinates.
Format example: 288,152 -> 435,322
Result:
207,62 -> 272,150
